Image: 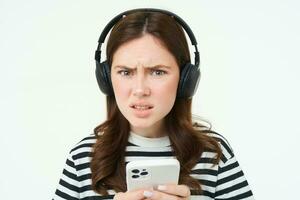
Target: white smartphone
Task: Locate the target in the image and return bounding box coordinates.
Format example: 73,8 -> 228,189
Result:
126,158 -> 180,191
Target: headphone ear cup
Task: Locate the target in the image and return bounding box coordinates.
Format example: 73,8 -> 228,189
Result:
95,60 -> 114,96
177,63 -> 201,98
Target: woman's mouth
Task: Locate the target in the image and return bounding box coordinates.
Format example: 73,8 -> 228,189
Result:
131,105 -> 153,110
130,104 -> 154,117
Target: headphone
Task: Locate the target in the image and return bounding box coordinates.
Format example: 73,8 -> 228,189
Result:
94,8 -> 201,99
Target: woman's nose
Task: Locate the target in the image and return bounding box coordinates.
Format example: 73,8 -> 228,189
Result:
133,74 -> 150,97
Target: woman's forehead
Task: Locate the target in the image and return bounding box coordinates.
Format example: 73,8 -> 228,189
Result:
111,35 -> 178,69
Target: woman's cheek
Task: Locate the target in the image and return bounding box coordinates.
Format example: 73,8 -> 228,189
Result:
113,80 -> 130,97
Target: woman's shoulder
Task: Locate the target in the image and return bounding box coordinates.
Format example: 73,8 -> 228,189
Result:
193,124 -> 235,162
68,133 -> 98,158
206,130 -> 234,158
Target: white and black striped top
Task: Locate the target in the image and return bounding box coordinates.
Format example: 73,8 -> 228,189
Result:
53,131 -> 254,200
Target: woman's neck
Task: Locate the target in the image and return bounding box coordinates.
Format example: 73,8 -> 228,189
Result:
130,120 -> 167,138
130,120 -> 168,138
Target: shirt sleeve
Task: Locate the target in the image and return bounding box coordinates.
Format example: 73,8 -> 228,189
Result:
214,154 -> 254,200
53,151 -> 80,200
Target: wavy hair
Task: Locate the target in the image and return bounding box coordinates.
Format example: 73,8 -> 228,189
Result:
91,11 -> 222,195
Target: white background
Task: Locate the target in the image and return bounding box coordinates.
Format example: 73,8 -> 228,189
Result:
1,0 -> 299,199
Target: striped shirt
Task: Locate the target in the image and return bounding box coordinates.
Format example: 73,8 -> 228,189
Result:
53,131 -> 254,200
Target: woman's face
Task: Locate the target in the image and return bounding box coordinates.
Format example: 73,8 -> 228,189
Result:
111,34 -> 180,137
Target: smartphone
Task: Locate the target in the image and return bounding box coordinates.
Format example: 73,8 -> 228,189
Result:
126,158 -> 180,191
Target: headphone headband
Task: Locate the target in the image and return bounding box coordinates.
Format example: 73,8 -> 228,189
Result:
95,8 -> 199,67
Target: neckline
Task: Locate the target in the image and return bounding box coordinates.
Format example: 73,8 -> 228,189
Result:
128,131 -> 171,147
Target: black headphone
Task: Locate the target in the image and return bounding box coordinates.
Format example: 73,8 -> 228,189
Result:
94,8 -> 201,99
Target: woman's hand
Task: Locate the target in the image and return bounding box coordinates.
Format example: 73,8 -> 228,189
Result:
143,184 -> 191,200
113,188 -> 151,200
114,184 -> 190,200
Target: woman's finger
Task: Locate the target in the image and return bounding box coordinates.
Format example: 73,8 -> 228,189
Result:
155,184 -> 190,197
143,189 -> 186,200
113,190 -> 145,200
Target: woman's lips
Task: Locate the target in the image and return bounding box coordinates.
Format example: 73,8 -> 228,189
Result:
129,102 -> 154,108
130,105 -> 153,118
131,105 -> 153,109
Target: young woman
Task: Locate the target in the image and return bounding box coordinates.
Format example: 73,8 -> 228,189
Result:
53,9 -> 254,200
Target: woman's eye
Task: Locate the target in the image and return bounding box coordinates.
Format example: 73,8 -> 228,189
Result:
117,69 -> 166,77
151,69 -> 166,76
118,70 -> 131,76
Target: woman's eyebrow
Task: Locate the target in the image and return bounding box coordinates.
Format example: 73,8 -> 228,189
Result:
113,65 -> 171,70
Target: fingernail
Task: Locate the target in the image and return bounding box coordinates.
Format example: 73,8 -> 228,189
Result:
157,185 -> 167,191
143,190 -> 153,198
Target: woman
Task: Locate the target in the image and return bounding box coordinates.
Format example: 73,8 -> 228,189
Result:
53,8 -> 254,200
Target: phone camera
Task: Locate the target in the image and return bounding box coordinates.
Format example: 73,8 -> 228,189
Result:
140,171 -> 148,175
132,169 -> 139,174
132,175 -> 139,179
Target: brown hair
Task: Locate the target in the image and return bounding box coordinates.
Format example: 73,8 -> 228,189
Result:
91,11 -> 222,195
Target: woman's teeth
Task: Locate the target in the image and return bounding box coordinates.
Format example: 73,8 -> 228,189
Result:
133,106 -> 151,110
